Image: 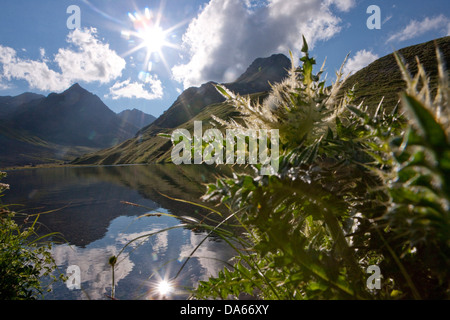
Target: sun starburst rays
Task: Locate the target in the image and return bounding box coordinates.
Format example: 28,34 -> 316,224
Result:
121,5 -> 181,76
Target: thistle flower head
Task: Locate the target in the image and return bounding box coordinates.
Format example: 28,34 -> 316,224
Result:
214,36 -> 352,149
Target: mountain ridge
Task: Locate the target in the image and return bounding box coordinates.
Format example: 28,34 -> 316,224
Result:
3,36 -> 448,168
146,53 -> 291,131
0,92 -> 45,118
0,83 -> 156,168
4,83 -> 137,148
117,108 -> 156,129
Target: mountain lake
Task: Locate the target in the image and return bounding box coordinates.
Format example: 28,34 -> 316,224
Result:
2,164 -> 237,300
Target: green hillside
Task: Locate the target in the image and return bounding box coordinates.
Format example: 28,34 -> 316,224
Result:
72,93 -> 265,165
0,122 -> 98,168
339,36 -> 450,113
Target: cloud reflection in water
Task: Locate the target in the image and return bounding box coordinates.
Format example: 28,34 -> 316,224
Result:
48,213 -> 236,300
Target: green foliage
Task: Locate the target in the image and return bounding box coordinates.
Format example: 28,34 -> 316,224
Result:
0,172 -> 64,300
191,37 -> 450,300
370,50 -> 450,299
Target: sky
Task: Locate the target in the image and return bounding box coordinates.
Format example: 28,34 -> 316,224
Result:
0,0 -> 449,117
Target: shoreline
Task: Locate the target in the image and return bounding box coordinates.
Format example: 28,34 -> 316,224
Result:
0,158 -> 94,171
1,162 -> 69,171
0,161 -> 167,172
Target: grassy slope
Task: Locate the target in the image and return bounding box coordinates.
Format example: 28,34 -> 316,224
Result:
339,36 -> 450,113
0,122 -> 97,169
73,36 -> 450,166
72,95 -> 261,165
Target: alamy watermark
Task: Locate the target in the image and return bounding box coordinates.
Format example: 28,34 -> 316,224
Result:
67,5 -> 81,30
366,265 -> 382,290
171,121 -> 279,175
367,5 -> 381,30
66,265 -> 81,290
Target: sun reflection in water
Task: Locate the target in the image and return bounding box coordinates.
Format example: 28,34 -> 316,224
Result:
157,280 -> 172,296
146,276 -> 178,300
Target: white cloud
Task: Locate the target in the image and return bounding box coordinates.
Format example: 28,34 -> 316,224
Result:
52,244 -> 133,300
382,15 -> 393,26
387,14 -> 450,43
0,46 -> 70,91
343,49 -> 379,75
172,0 -> 348,89
0,46 -> 16,65
0,28 -> 126,92
107,77 -> 163,100
326,0 -> 356,12
0,79 -> 11,90
178,231 -> 237,280
39,48 -> 46,59
55,28 -> 126,84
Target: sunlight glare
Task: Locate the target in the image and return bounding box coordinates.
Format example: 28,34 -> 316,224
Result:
122,7 -> 173,69
157,280 -> 172,296
120,4 -> 188,78
141,25 -> 167,53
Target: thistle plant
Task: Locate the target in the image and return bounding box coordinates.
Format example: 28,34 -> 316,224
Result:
196,37 -> 383,299
192,37 -> 450,300
370,48 -> 450,299
213,36 -> 351,149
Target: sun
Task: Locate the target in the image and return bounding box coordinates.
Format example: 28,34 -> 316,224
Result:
119,4 -> 190,76
145,274 -> 177,299
140,25 -> 167,54
122,8 -> 169,53
127,7 -> 169,55
157,280 -> 172,296
122,7 -> 181,73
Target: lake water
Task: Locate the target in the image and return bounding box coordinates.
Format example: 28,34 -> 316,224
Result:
2,164 -> 236,300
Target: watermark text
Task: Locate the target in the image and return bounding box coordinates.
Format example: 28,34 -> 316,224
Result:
171,121 -> 279,175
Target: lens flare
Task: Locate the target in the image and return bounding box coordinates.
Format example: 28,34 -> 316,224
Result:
157,280 -> 172,296
122,8 -> 169,71
126,8 -> 168,54
146,275 -> 178,300
141,25 -> 166,53
120,3 -> 188,76
82,0 -> 189,79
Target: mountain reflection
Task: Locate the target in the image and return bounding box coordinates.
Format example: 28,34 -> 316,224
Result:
3,164 -> 229,247
3,164 -> 236,300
